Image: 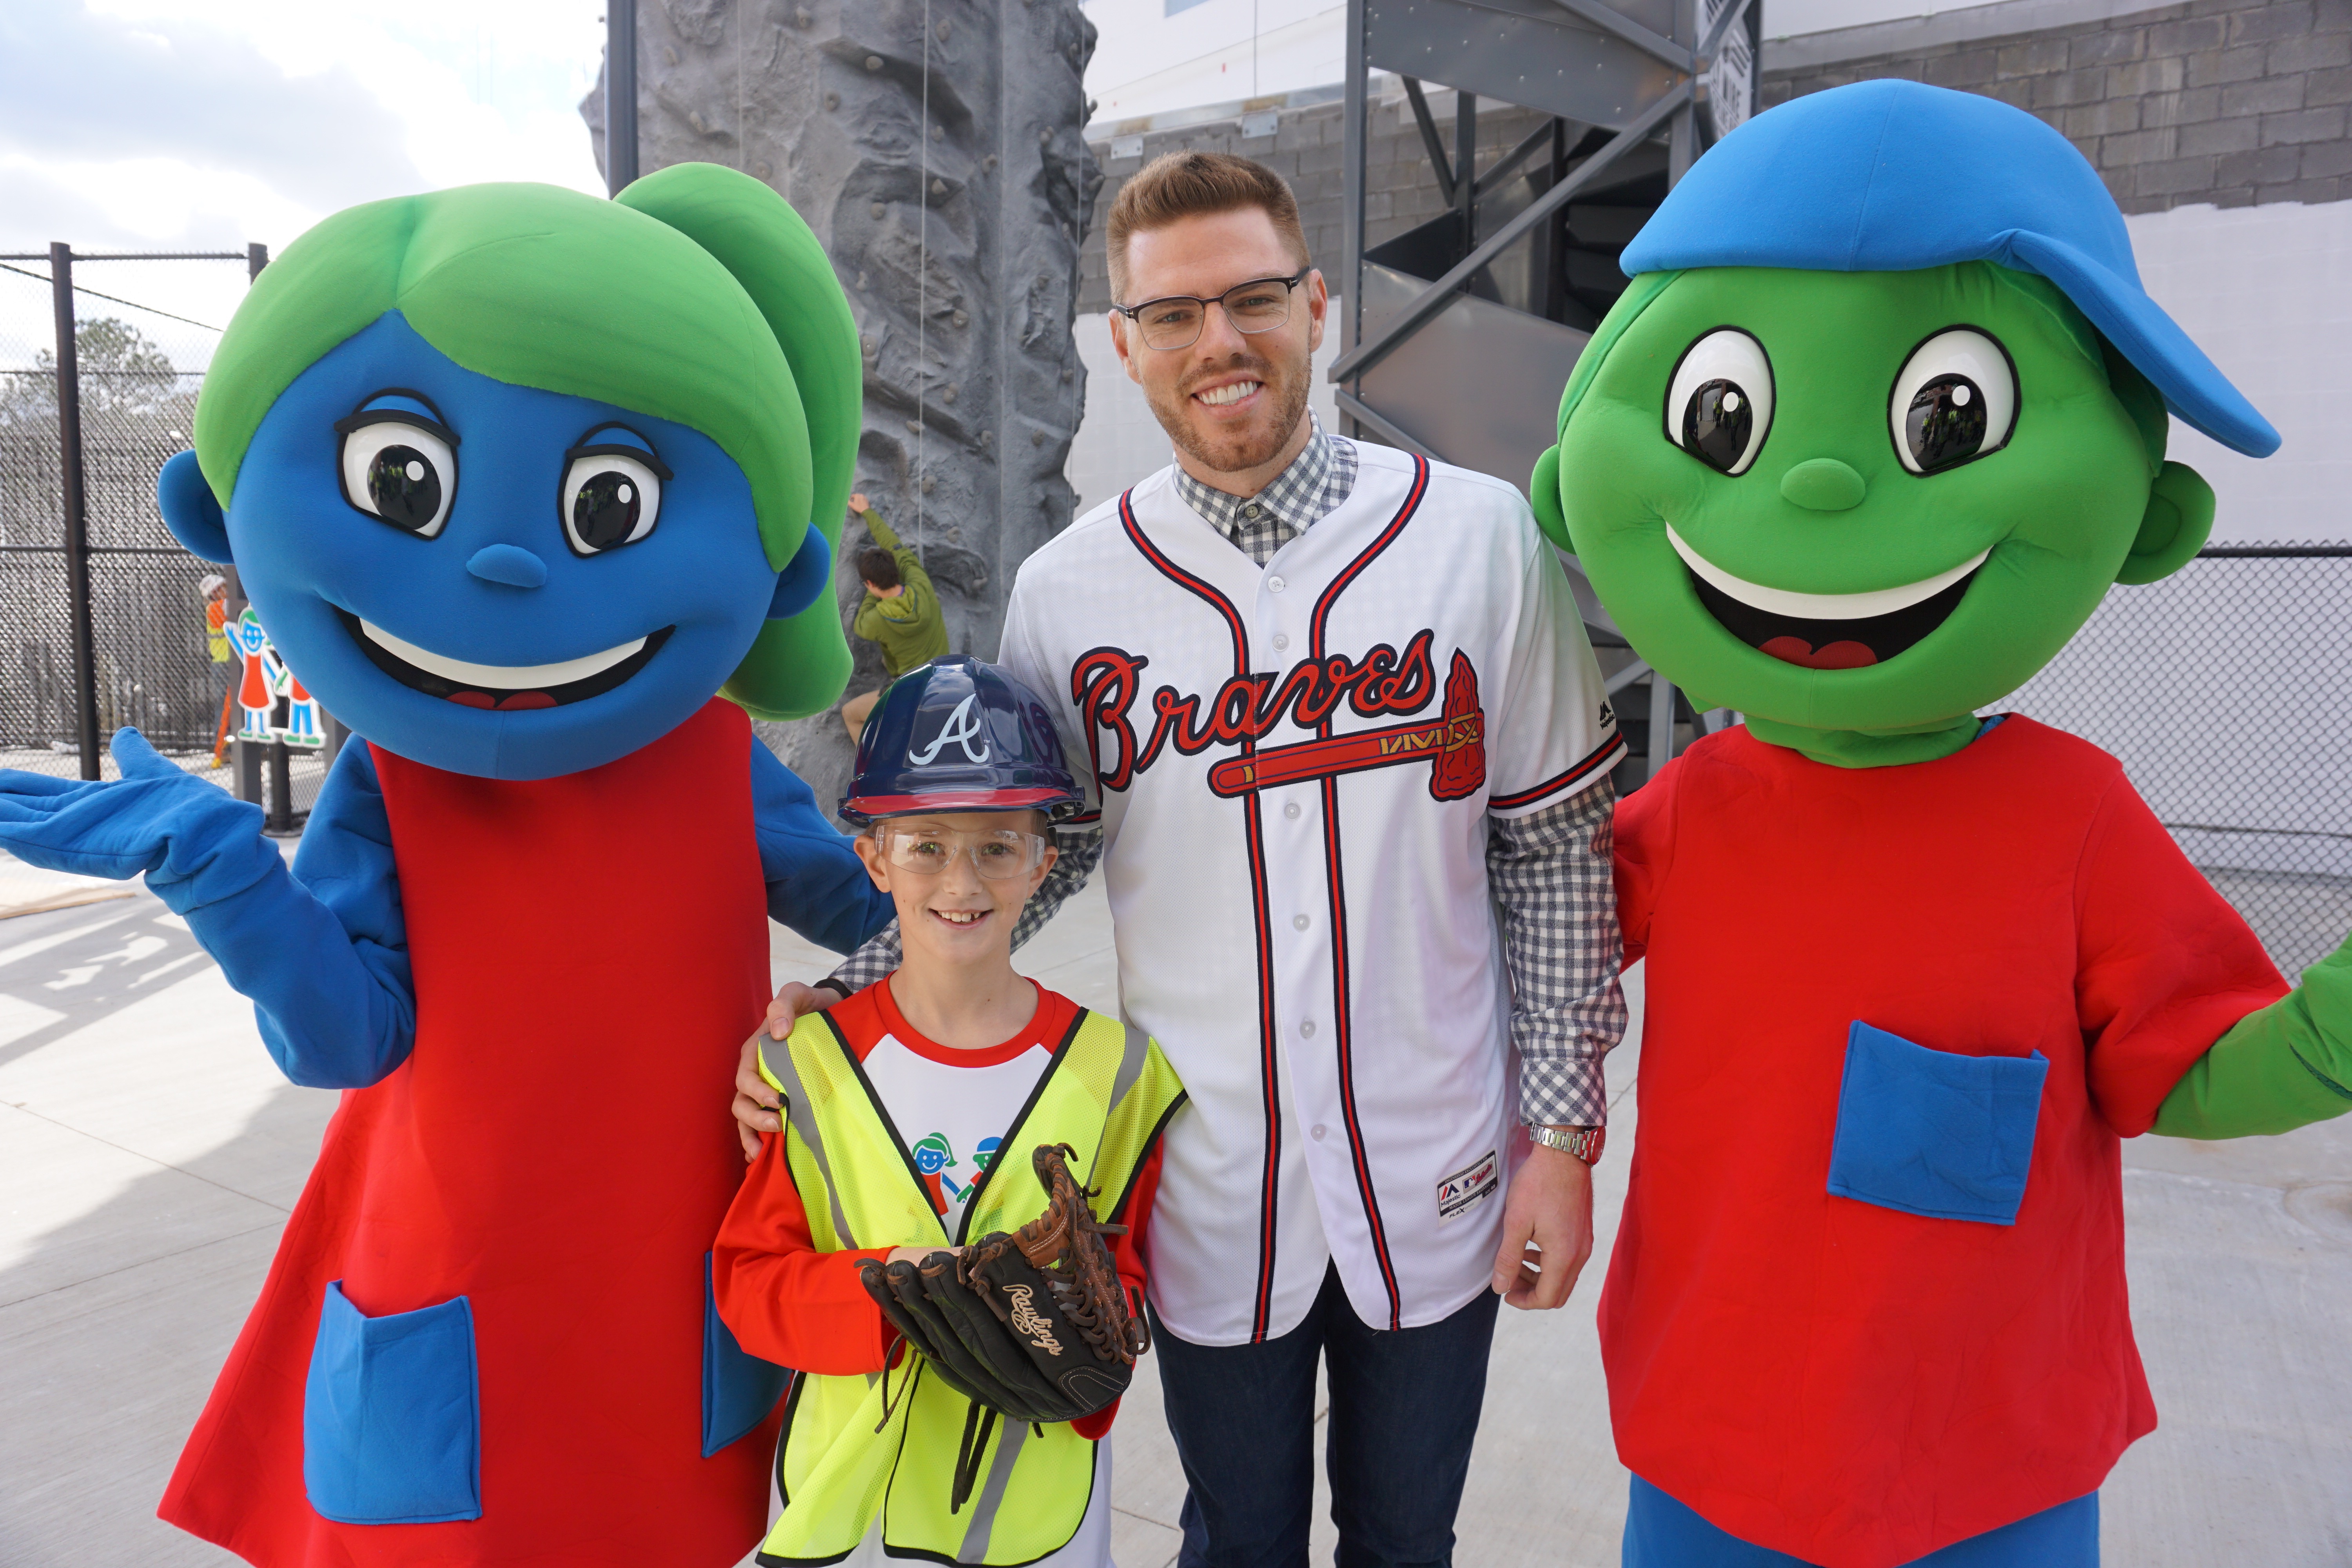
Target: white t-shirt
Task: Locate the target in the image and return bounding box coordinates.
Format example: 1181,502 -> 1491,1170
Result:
854,979 -> 1076,1237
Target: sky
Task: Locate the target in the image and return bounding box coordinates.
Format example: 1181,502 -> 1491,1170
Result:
0,0 -> 610,356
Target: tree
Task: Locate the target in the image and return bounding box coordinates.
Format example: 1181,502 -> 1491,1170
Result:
0,316 -> 183,426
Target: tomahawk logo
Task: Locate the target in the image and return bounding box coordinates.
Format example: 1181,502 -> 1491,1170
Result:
910,693 -> 991,765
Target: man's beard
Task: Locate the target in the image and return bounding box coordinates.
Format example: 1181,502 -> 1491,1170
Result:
1147,348 -> 1313,478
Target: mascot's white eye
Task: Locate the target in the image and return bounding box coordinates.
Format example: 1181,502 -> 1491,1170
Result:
1664,329 -> 1774,475
1890,328 -> 2016,474
560,438 -> 670,555
336,413 -> 457,537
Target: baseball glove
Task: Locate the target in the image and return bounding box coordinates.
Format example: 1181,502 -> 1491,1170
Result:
856,1142 -> 1147,1429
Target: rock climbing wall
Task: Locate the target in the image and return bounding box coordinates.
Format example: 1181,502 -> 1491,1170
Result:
584,0 -> 1102,818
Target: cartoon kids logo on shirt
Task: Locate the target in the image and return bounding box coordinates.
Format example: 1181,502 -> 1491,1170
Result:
909,1133 -> 1002,1216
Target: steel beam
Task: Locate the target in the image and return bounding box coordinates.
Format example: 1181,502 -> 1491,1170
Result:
1328,81 -> 1690,384
1401,77 -> 1458,207
1343,0 -> 1370,380
605,0 -> 640,193
1332,388 -> 1439,459
1542,0 -> 1693,71
1474,118 -> 1560,197
1603,659 -> 1653,696
1455,91 -> 1478,251
49,244 -> 100,782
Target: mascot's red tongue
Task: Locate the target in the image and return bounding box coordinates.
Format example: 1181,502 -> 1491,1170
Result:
1760,635 -> 1878,670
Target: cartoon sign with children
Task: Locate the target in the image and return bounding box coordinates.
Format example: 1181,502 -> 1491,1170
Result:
225,607 -> 325,747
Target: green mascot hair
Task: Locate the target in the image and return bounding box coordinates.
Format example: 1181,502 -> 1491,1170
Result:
191,163 -> 861,721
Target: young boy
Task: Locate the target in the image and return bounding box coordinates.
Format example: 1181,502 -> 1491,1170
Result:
716,655 -> 1184,1568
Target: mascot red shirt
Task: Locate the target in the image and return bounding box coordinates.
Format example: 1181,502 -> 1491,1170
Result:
1531,82 -> 2352,1568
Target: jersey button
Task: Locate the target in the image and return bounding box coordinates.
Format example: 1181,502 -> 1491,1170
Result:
1300,1019 -> 1317,1038
1311,1124 -> 1328,1141
1284,802 -> 1301,819
1292,914 -> 1310,931
1272,633 -> 1289,651
1267,575 -> 1286,593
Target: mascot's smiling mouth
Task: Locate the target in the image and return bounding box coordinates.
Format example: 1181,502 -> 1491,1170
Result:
338,610 -> 674,709
1666,526 -> 1987,670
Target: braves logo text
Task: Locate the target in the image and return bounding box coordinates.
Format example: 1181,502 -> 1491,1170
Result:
1072,629 -> 1486,801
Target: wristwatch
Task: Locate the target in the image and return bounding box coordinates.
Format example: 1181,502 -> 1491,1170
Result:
1528,1124 -> 1605,1165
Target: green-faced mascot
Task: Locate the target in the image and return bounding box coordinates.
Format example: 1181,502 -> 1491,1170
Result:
1528,81 -> 2352,1568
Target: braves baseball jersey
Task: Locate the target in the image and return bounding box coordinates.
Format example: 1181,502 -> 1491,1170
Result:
998,444 -> 1622,1345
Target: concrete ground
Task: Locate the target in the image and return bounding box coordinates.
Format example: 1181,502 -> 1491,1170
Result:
2,859 -> 2347,1566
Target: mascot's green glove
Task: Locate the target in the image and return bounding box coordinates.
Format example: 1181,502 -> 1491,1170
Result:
2156,937 -> 2352,1138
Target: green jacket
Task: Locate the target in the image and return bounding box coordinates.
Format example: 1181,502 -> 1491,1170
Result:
851,510 -> 949,679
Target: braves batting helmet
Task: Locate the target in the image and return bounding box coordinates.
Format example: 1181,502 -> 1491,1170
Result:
840,655 -> 1085,825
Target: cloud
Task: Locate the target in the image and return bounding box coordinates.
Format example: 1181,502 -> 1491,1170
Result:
0,162 -> 153,251
0,3 -> 425,212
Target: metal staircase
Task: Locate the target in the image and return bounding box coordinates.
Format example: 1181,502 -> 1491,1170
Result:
1330,0 -> 1759,786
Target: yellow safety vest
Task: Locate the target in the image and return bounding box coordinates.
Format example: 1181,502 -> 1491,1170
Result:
753,1004 -> 1185,1566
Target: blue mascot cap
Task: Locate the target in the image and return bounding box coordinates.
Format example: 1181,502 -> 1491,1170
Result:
842,655 -> 1085,825
1621,80 -> 2279,457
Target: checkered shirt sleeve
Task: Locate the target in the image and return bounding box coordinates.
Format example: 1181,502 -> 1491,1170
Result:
821,824 -> 1108,997
1489,778 -> 1626,1128
1172,414 -> 1359,566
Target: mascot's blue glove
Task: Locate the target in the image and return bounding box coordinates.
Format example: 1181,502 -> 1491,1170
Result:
0,730 -> 416,1087
0,730 -> 278,915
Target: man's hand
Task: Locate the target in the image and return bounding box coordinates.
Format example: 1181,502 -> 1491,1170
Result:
1490,1141 -> 1595,1310
731,980 -> 836,1161
848,492 -> 870,515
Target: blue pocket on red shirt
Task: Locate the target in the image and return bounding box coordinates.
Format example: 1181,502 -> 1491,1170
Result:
302,1281 -> 482,1524
702,1251 -> 791,1456
1827,1021 -> 2048,1225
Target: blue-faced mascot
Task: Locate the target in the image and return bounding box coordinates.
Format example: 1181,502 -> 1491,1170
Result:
0,166 -> 895,1565
1528,83 -> 2352,1568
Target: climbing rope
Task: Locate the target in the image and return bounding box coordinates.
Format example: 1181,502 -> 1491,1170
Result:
916,0 -> 931,553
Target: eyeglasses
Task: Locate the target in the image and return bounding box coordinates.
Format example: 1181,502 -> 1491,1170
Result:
878,826 -> 1049,881
1113,270 -> 1311,351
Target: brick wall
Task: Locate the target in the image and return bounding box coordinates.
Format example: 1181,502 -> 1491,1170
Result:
1766,0 -> 2352,212
1077,93 -> 1555,315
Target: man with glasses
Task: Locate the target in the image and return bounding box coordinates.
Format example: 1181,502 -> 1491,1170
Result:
739,151 -> 1626,1567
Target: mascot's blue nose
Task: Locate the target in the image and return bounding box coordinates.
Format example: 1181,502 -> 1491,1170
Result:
467,544 -> 548,589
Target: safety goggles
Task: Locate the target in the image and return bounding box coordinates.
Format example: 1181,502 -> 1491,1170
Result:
877,826 -> 1049,881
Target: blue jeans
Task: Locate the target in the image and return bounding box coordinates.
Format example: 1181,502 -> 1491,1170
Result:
1623,1475 -> 2100,1567
1151,1265 -> 1501,1568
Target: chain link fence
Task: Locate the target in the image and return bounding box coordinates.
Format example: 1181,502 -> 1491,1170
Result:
0,250 -> 330,915
2006,544 -> 2352,978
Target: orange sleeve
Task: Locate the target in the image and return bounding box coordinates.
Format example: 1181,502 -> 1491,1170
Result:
711,1131 -> 897,1376
1070,1136 -> 1166,1441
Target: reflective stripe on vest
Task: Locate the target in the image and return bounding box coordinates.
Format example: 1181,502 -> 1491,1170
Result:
753,1005 -> 1185,1566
